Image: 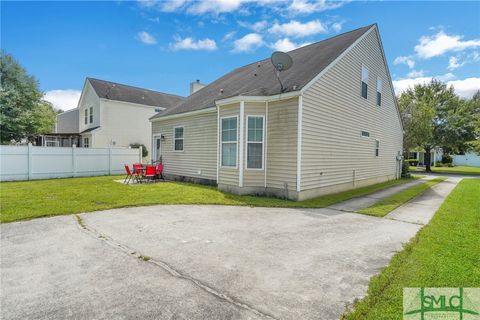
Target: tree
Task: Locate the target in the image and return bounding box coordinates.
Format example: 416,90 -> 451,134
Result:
0,52 -> 58,144
465,91 -> 480,154
398,80 -> 469,172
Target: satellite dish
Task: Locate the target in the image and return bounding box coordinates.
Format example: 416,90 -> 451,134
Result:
271,51 -> 293,72
270,51 -> 293,92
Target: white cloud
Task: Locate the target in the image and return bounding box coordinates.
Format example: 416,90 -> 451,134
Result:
288,0 -> 348,14
43,90 -> 81,111
269,19 -> 327,38
393,75 -> 480,99
232,33 -> 263,52
171,36 -> 217,51
407,70 -> 424,78
161,0 -> 187,11
393,56 -> 415,69
187,0 -> 248,15
222,31 -> 237,41
331,22 -> 343,33
447,78 -> 480,98
238,20 -> 268,32
415,31 -> 480,59
269,38 -> 311,52
448,56 -> 465,70
137,31 -> 157,45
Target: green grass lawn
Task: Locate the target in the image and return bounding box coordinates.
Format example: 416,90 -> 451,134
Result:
410,165 -> 480,175
358,177 -> 447,217
0,175 -> 418,223
343,178 -> 480,319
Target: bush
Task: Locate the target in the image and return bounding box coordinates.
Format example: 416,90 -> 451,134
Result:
129,143 -> 148,158
402,160 -> 411,178
442,154 -> 453,164
434,162 -> 443,167
406,159 -> 419,166
444,163 -> 454,167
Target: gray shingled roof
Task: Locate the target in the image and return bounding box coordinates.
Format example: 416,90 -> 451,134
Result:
151,24 -> 373,120
87,78 -> 185,109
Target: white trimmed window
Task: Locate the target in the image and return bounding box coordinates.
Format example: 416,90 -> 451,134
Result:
375,139 -> 380,157
83,137 -> 89,148
84,109 -> 88,125
174,127 -> 184,151
246,116 -> 264,169
221,117 -> 238,167
361,65 -> 368,99
89,107 -> 93,123
376,77 -> 382,106
361,131 -> 370,137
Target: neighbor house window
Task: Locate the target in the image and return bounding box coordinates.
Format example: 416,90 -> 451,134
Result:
89,107 -> 93,123
174,127 -> 184,151
247,116 -> 264,169
375,139 -> 379,157
361,131 -> 370,137
376,77 -> 382,106
83,137 -> 89,148
84,109 -> 88,125
221,117 -> 238,167
361,65 -> 368,99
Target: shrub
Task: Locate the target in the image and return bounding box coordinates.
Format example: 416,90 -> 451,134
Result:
434,162 -> 443,167
445,163 -> 454,167
402,160 -> 411,178
442,154 -> 453,164
129,143 -> 148,158
406,159 -> 419,166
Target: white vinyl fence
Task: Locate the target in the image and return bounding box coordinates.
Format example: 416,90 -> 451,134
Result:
453,153 -> 480,167
0,144 -> 142,181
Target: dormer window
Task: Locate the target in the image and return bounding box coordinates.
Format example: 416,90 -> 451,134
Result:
361,65 -> 368,99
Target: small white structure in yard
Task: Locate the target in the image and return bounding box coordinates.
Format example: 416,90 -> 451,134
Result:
453,153 -> 480,167
0,144 -> 141,181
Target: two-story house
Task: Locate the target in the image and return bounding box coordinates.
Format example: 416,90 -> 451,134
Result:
48,78 -> 184,155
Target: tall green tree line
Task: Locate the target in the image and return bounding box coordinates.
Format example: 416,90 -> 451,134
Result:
0,51 -> 59,144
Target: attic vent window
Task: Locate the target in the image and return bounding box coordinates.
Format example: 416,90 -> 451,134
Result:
361,65 -> 368,99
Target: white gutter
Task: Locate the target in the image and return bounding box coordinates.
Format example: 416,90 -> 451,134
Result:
215,90 -> 300,107
150,107 -> 217,122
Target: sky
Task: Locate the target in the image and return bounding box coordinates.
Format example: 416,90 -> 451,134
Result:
2,0 -> 480,111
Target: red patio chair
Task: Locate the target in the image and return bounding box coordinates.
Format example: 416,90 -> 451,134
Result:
143,165 -> 156,183
132,163 -> 143,175
124,165 -> 134,184
156,163 -> 165,181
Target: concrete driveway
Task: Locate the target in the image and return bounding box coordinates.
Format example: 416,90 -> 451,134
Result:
1,202 -> 428,320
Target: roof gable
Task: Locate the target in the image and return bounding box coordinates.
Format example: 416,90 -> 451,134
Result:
152,24 -> 374,119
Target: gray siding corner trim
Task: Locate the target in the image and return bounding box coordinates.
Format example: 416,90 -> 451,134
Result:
296,95 -> 303,192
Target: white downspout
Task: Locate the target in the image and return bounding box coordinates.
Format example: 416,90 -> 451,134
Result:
239,101 -> 245,188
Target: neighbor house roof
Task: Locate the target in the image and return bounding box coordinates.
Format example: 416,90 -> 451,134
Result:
151,24 -> 374,120
87,78 -> 185,109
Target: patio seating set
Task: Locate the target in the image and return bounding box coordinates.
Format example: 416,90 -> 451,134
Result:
124,163 -> 165,184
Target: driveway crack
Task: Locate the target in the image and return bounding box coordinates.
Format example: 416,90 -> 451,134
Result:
74,215 -> 278,320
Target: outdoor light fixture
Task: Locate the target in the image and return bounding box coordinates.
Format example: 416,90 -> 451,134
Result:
161,135 -> 165,141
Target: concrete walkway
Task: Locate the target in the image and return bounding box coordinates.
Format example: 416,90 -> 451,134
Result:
386,177 -> 462,225
328,176 -> 435,212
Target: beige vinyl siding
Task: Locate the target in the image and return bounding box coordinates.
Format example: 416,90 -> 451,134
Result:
243,102 -> 266,187
301,28 -> 403,191
151,111 -> 217,180
218,103 -> 240,186
266,97 -> 298,191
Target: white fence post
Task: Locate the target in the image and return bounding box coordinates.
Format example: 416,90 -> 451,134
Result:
108,147 -> 112,175
28,143 -> 33,180
72,144 -> 77,177
139,146 -> 143,164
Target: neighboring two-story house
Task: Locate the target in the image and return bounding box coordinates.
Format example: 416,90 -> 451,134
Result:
150,24 -> 404,200
49,78 -> 184,154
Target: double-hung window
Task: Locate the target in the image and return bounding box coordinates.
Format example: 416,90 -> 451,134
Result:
221,117 -> 238,167
246,116 -> 264,169
376,77 -> 382,106
83,137 -> 89,148
174,127 -> 184,151
89,107 -> 93,123
84,109 -> 88,125
361,65 -> 368,99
